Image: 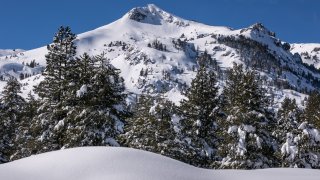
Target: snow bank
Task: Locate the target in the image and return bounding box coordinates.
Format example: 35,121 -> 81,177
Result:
0,147 -> 319,180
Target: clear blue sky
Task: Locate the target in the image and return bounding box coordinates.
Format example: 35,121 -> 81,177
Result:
1,0 -> 319,50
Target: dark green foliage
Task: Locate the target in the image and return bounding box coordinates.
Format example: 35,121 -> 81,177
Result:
304,91 -> 320,129
179,54 -> 219,166
31,26 -> 77,153
11,92 -> 39,160
62,53 -> 129,148
148,39 -> 166,51
35,26 -> 77,103
1,26 -> 129,162
0,78 -> 25,162
274,97 -> 302,167
217,62 -> 276,169
121,95 -> 177,155
293,92 -> 320,168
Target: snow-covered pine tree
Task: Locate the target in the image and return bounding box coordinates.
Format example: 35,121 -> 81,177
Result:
304,91 -> 320,129
11,92 -> 39,161
179,54 -> 219,166
62,53 -> 129,148
121,95 -> 182,159
32,26 -> 77,153
0,77 -> 25,163
275,97 -> 302,167
217,62 -> 276,169
36,26 -> 76,103
293,92 -> 320,168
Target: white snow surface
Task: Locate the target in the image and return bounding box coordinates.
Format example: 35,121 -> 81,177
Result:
291,43 -> 320,68
0,147 -> 319,180
0,49 -> 24,57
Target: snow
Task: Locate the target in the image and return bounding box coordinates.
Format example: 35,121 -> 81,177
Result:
290,43 -> 320,68
299,122 -> 320,142
298,122 -> 308,130
227,125 -> 237,133
0,49 -> 24,57
311,129 -> 320,142
0,147 -> 320,180
255,135 -> 262,148
243,125 -> 255,133
76,84 -> 88,97
281,133 -> 298,161
195,119 -> 201,126
237,127 -> 247,156
54,120 -> 64,130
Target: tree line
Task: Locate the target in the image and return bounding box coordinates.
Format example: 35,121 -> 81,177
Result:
0,26 -> 319,169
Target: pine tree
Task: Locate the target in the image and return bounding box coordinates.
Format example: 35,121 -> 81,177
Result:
35,26 -> 77,103
11,92 -> 39,160
178,55 -> 219,166
0,77 -> 25,163
31,26 -> 77,153
61,53 -> 129,148
121,95 -> 181,159
304,91 -> 320,129
217,62 -> 276,169
275,97 -> 302,167
293,92 -> 320,168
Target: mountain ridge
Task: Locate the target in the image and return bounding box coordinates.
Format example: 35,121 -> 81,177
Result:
0,4 -> 319,106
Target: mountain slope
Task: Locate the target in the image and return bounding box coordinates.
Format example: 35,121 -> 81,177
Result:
290,43 -> 320,68
0,147 -> 319,180
0,49 -> 24,57
0,4 -> 318,106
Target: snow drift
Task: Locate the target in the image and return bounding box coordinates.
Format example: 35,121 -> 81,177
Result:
0,147 -> 319,180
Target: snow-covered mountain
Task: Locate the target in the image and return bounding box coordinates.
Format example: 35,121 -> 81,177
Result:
0,147 -> 319,180
0,4 -> 318,105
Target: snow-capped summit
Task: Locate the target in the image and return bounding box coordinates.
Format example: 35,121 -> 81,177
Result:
242,22 -> 276,37
125,4 -> 189,26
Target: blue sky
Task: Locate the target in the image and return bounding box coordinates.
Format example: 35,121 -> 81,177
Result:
1,0 -> 319,50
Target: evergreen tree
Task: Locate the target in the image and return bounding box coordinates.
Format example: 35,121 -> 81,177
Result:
122,93 -> 198,165
217,62 -> 276,169
304,91 -> 320,129
275,97 -> 302,167
61,53 -> 129,148
291,92 -> 320,168
11,92 -> 39,160
179,55 -> 219,166
121,95 -> 183,159
32,26 -> 77,153
35,26 -> 77,103
0,77 -> 25,163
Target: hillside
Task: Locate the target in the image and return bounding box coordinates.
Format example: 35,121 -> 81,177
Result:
290,43 -> 320,68
0,49 -> 24,57
0,4 -> 318,106
0,147 -> 319,180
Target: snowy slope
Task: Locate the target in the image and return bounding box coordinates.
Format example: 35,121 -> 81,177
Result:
291,43 -> 320,68
0,4 -> 318,106
0,49 -> 24,57
0,147 -> 319,180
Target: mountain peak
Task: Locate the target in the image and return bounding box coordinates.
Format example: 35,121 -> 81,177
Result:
249,22 -> 276,37
146,3 -> 162,12
124,4 -> 189,27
